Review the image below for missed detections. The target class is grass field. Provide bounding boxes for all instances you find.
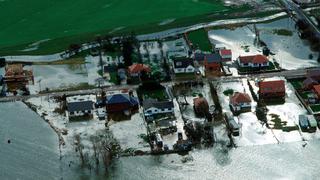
[187,29,212,52]
[0,0,234,55]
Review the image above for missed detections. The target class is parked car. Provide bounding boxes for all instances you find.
[299,115,309,131]
[225,112,240,136]
[155,133,163,148]
[307,115,317,132]
[97,108,106,120]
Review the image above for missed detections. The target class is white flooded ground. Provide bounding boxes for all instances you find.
[109,112,150,151]
[27,64,88,93]
[26,95,109,156]
[85,55,112,87]
[216,77,320,147]
[208,18,319,70]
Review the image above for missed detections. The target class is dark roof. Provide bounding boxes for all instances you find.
[173,58,194,68]
[106,94,139,106]
[194,53,205,62]
[67,101,93,112]
[205,54,222,63]
[143,99,174,110]
[103,65,117,73]
[307,69,320,78]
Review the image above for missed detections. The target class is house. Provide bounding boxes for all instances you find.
[103,65,117,80]
[312,84,320,99]
[106,93,139,114]
[117,68,127,84]
[194,52,206,64]
[66,95,94,120]
[173,58,195,74]
[303,77,319,90]
[204,54,222,71]
[306,69,320,81]
[128,63,151,77]
[4,64,34,86]
[258,80,286,99]
[214,44,226,52]
[230,92,251,112]
[143,98,174,119]
[193,96,209,116]
[238,55,269,68]
[219,49,232,61]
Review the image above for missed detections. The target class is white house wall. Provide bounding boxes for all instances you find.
[144,107,174,117]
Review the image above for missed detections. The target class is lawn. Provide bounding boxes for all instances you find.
[187,29,212,52]
[288,79,304,90]
[142,89,169,101]
[310,104,320,113]
[0,0,231,55]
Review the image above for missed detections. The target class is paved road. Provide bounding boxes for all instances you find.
[0,67,317,103]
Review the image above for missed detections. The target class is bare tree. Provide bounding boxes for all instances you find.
[74,134,85,166]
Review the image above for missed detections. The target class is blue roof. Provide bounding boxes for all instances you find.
[205,54,222,63]
[106,94,139,106]
[194,53,205,61]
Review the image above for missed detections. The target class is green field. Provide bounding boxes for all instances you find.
[187,29,212,52]
[0,0,234,55]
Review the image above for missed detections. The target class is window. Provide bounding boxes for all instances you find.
[161,109,165,112]
[154,109,158,112]
[168,108,172,111]
[147,110,152,113]
[70,112,74,115]
[176,62,182,66]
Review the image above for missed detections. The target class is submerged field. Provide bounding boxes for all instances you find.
[0,0,234,55]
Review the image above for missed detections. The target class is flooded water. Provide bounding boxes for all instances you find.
[110,141,320,180]
[0,102,95,180]
[2,99,320,180]
[209,18,319,70]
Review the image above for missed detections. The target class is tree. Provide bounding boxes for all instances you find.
[122,37,134,67]
[68,43,81,56]
[73,134,86,167]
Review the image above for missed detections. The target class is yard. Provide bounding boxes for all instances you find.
[187,29,212,52]
[0,0,233,55]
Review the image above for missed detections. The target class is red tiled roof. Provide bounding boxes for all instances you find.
[128,64,151,74]
[313,84,320,94]
[259,80,285,94]
[230,92,251,105]
[193,97,209,108]
[219,49,232,56]
[239,55,268,64]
